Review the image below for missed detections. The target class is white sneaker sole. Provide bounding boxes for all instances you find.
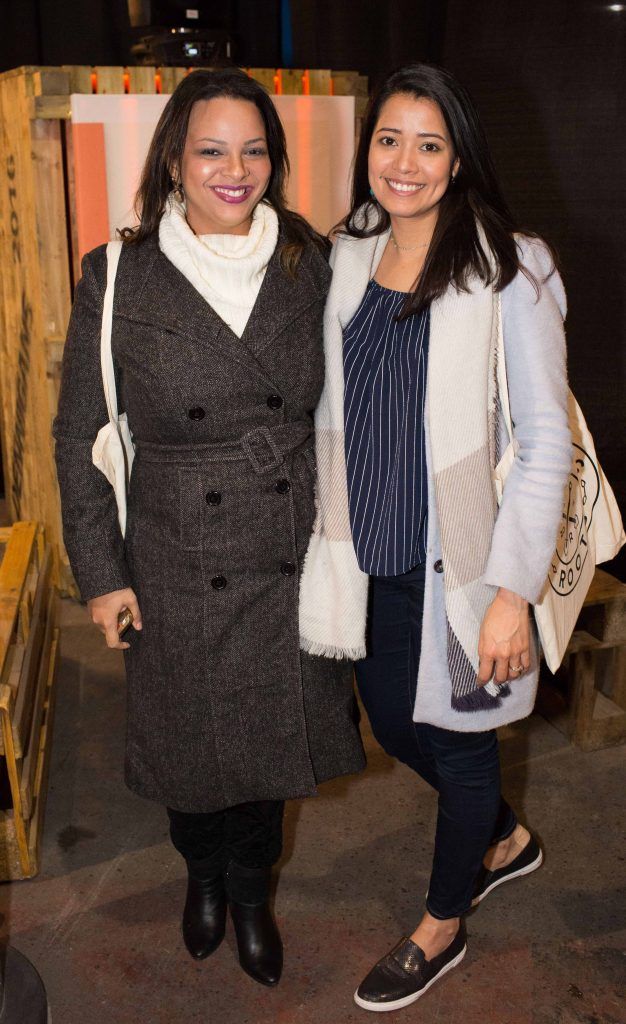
[471,848,543,907]
[353,945,467,1012]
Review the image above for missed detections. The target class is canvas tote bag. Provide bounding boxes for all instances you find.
[493,301,625,672]
[91,240,135,536]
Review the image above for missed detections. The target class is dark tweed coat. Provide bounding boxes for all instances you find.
[54,232,365,812]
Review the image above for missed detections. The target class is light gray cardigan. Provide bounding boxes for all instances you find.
[309,231,571,731]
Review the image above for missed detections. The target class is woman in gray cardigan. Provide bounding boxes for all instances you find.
[299,64,571,1011]
[54,68,365,988]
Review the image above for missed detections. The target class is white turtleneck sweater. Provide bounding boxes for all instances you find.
[158,195,280,338]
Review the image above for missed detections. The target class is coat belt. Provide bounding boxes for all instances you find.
[135,421,313,474]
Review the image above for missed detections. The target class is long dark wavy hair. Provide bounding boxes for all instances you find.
[121,68,327,271]
[342,63,555,315]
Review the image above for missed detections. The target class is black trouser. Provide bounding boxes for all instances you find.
[355,563,517,919]
[167,800,285,878]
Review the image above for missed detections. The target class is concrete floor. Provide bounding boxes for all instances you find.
[2,596,625,1024]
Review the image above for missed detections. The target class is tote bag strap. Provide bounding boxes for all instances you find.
[101,240,124,426]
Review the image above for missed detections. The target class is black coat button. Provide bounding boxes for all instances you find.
[280,561,296,577]
[275,479,291,494]
[206,491,221,506]
[188,406,205,420]
[434,559,444,573]
[267,395,284,410]
[211,575,227,590]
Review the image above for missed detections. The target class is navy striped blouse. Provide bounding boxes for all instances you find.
[343,280,429,577]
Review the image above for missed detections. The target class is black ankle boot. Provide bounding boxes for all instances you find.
[225,861,283,986]
[182,865,227,961]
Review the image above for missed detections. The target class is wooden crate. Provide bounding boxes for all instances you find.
[0,64,368,599]
[0,521,58,880]
[538,568,626,751]
[0,68,72,593]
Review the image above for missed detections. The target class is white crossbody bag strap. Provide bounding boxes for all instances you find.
[92,239,134,536]
[101,240,123,425]
[496,296,513,441]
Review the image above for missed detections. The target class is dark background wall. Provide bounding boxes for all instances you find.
[0,0,281,68]
[0,0,624,576]
[0,0,133,67]
[288,0,446,73]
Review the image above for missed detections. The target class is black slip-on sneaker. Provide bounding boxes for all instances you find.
[354,922,467,1012]
[472,833,543,906]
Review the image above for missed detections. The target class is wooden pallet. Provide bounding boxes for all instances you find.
[2,64,368,104]
[0,70,70,594]
[0,64,368,599]
[538,568,626,751]
[0,522,59,879]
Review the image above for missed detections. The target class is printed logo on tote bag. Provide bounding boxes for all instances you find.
[550,443,600,597]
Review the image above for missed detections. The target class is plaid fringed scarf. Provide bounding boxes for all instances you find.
[299,216,509,712]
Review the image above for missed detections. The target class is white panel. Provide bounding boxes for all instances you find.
[71,95,170,238]
[70,93,355,238]
[276,95,355,234]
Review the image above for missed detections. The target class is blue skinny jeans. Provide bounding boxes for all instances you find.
[355,563,517,919]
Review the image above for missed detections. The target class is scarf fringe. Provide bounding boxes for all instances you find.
[299,636,366,661]
[452,686,502,712]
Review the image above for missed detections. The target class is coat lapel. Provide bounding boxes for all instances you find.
[116,235,223,341]
[115,234,325,381]
[115,236,274,385]
[239,243,326,358]
[329,229,390,329]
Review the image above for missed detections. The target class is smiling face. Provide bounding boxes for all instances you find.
[179,96,272,235]
[368,92,459,228]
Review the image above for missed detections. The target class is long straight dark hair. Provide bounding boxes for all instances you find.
[342,63,554,315]
[121,68,327,271]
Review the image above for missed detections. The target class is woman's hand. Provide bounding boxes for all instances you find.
[477,588,530,685]
[87,588,143,651]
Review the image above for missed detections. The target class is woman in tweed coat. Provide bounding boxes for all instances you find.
[299,64,571,1011]
[54,69,364,987]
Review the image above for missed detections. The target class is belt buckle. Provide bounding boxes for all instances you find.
[241,427,283,474]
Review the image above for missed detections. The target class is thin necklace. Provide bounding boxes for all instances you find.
[390,233,430,252]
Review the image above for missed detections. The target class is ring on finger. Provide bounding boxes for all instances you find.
[510,664,523,673]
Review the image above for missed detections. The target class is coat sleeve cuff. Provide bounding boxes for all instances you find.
[482,558,545,606]
[74,565,133,604]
